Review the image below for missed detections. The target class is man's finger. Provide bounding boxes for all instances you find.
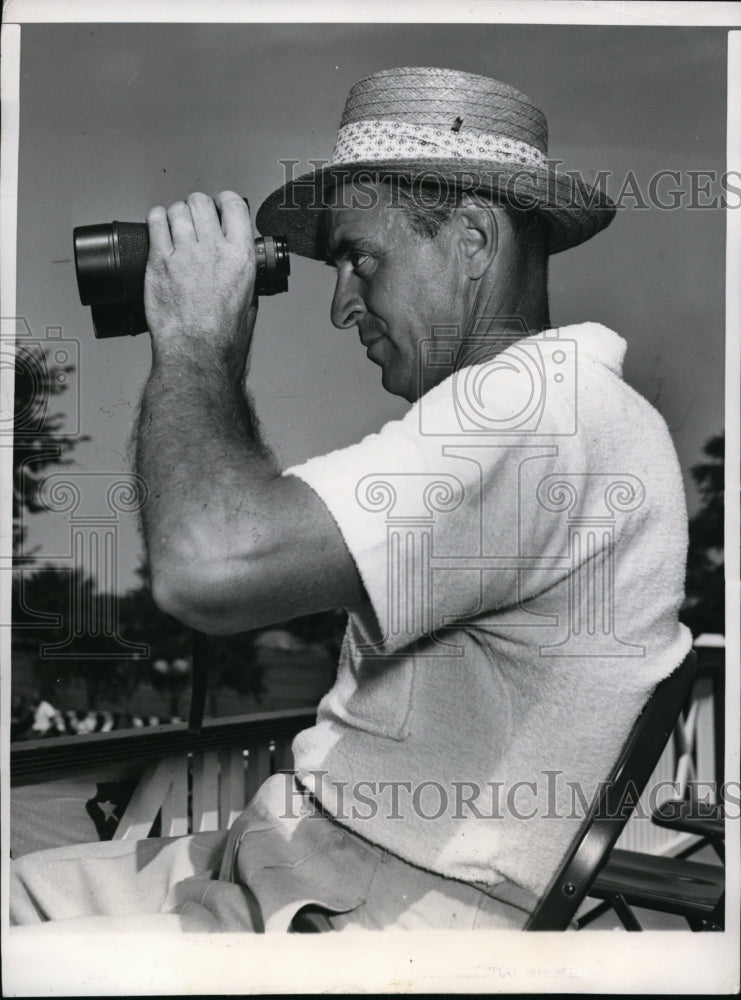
[166,200,197,246]
[215,191,253,250]
[187,192,221,243]
[147,206,174,258]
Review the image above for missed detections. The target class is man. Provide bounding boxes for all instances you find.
[11,66,691,932]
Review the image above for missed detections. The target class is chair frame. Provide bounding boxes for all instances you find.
[296,651,705,934]
[583,845,724,931]
[525,650,698,930]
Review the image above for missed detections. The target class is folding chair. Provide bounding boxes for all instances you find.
[525,649,725,930]
[295,651,718,933]
[649,650,725,865]
[651,797,725,862]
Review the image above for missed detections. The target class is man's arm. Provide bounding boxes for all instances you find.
[136,190,365,634]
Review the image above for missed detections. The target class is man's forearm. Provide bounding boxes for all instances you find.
[135,349,278,615]
[132,191,365,632]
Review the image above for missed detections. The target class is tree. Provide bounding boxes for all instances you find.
[13,341,88,556]
[280,608,348,663]
[116,564,267,719]
[681,432,725,636]
[207,631,266,716]
[12,342,104,710]
[117,574,194,717]
[12,565,148,711]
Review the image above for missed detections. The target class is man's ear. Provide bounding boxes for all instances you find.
[453,196,503,279]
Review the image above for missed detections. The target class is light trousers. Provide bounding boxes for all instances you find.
[10,774,537,933]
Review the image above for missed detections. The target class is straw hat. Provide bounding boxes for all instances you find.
[256,66,615,257]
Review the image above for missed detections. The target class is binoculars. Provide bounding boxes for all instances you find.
[73,218,290,339]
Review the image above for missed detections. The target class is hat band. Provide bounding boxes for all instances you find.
[332,119,548,168]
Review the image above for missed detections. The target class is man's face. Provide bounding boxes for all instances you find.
[325,180,465,402]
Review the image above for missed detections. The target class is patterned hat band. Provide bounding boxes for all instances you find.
[257,68,617,257]
[332,119,548,169]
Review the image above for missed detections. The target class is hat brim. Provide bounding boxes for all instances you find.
[256,159,615,258]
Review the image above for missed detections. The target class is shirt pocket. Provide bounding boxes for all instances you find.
[319,620,416,740]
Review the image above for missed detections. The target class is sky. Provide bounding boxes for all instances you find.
[12,20,731,590]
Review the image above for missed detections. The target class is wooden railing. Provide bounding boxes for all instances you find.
[11,637,725,855]
[11,708,316,847]
[616,636,725,856]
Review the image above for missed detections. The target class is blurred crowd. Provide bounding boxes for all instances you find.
[10,692,179,740]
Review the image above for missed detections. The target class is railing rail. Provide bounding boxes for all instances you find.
[615,638,724,856]
[10,708,317,787]
[11,638,724,856]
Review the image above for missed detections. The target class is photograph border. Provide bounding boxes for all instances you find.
[1,2,739,995]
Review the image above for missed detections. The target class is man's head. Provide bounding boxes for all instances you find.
[256,66,615,398]
[325,176,550,401]
[257,66,615,254]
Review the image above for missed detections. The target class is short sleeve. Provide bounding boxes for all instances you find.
[283,355,595,655]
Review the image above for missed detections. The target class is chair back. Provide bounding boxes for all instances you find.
[525,649,697,930]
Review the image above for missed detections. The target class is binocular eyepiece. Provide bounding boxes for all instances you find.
[73,219,290,339]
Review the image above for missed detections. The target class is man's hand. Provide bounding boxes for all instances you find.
[144,191,257,371]
[136,189,366,634]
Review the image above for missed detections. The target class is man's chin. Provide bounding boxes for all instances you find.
[380,366,414,403]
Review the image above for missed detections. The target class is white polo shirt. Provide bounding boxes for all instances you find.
[284,323,692,895]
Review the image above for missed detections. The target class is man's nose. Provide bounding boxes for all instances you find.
[331,271,366,329]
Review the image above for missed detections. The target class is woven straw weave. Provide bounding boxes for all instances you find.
[340,67,548,150]
[256,66,614,257]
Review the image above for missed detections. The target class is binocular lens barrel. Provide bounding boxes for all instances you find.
[73,221,290,338]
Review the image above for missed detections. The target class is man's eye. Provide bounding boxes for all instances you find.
[349,252,370,271]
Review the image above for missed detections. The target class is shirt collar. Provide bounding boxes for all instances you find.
[546,323,626,377]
